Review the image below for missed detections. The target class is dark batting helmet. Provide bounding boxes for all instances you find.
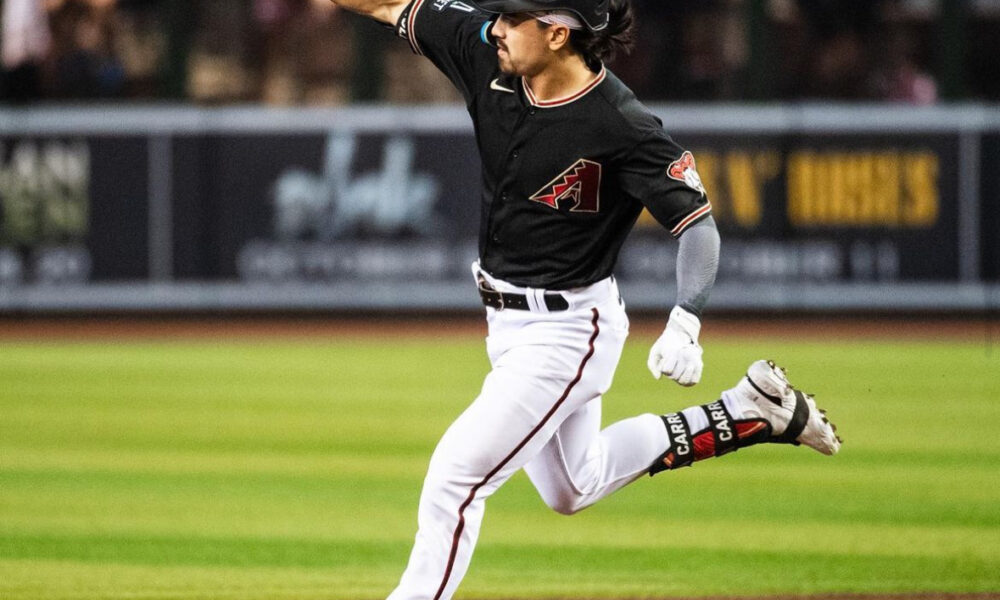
[469,0,610,31]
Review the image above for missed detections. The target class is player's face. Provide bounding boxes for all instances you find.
[492,13,555,76]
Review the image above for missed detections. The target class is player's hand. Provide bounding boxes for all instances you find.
[647,306,703,386]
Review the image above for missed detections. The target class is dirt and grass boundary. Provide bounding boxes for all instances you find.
[0,314,995,343]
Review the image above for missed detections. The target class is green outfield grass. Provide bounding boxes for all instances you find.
[1,328,998,599]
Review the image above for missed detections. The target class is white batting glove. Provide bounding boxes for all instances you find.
[647,305,703,387]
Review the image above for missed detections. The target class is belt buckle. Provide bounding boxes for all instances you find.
[478,274,505,311]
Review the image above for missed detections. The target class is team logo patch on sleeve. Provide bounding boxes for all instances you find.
[529,159,602,213]
[667,151,706,196]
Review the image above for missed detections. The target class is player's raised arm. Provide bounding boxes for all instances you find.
[329,0,409,26]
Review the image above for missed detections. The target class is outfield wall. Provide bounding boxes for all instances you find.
[1,104,998,313]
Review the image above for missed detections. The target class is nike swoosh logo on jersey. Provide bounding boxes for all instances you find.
[490,78,515,94]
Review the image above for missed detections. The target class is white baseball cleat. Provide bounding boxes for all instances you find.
[732,359,842,455]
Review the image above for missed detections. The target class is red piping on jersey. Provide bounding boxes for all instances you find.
[522,66,606,108]
[671,203,713,237]
[407,0,427,55]
[432,308,601,599]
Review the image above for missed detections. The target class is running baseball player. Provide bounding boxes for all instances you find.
[326,0,842,598]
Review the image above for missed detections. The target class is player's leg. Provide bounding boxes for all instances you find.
[387,304,626,600]
[522,294,664,514]
[524,360,841,511]
[650,359,841,474]
[524,398,667,515]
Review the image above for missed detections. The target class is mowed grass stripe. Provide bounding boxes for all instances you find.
[0,547,994,599]
[1,335,998,598]
[0,559,405,600]
[0,536,994,590]
[0,534,404,568]
[2,455,997,529]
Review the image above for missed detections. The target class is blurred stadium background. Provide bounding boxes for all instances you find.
[0,0,997,314]
[1,2,999,600]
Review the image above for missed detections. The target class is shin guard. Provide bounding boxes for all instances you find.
[649,400,772,475]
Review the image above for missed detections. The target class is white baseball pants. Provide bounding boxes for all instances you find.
[387,264,671,600]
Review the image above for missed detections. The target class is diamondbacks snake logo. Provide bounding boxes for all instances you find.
[667,151,707,196]
[529,158,602,213]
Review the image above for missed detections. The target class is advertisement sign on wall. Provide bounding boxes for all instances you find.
[0,105,995,313]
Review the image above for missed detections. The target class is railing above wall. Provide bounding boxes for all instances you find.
[1,103,1000,134]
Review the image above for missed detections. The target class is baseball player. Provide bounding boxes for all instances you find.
[326,0,842,598]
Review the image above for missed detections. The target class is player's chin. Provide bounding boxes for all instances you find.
[497,57,520,76]
[496,50,518,74]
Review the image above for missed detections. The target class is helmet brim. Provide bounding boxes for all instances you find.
[468,0,608,31]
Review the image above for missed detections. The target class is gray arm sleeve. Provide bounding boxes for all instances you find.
[675,216,720,318]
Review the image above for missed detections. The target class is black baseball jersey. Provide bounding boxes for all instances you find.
[395,0,712,290]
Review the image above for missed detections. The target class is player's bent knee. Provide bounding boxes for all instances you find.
[546,500,581,516]
[539,491,590,516]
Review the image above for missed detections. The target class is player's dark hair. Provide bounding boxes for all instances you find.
[568,0,635,72]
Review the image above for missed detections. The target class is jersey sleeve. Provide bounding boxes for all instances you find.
[618,130,712,238]
[394,0,496,103]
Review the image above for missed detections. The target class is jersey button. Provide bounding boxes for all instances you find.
[512,151,519,159]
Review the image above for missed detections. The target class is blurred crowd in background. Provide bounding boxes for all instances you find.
[1,0,999,105]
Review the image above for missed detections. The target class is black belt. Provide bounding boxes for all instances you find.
[477,276,569,311]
